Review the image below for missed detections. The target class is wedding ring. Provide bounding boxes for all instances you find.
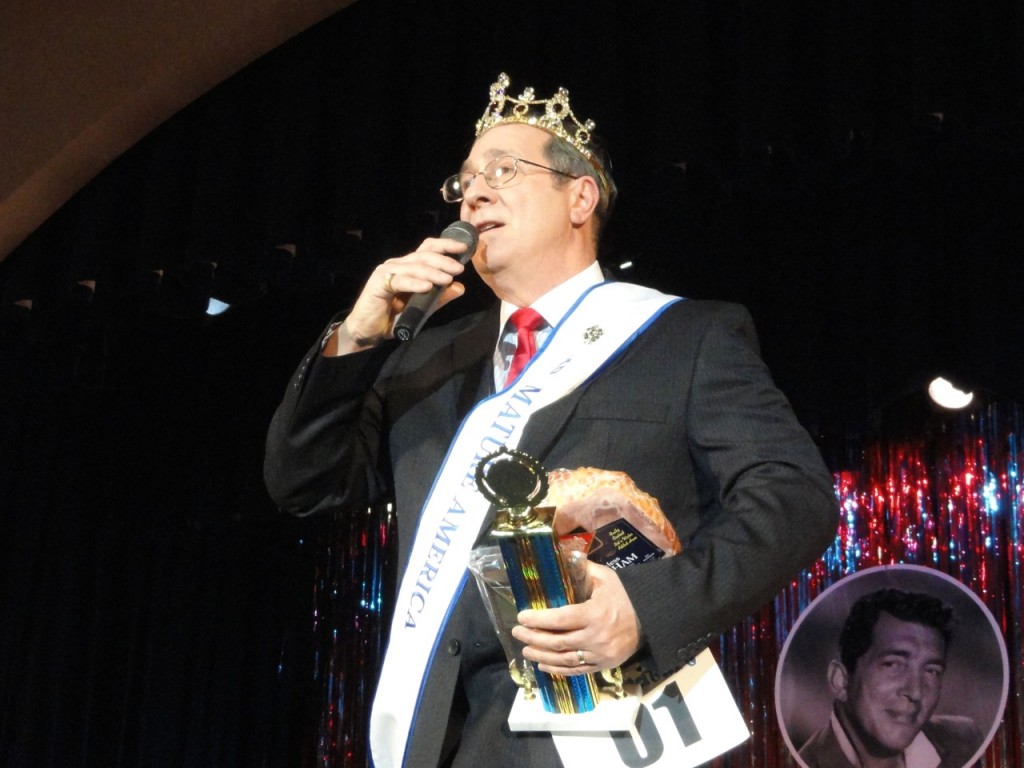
[576,649,586,667]
[384,272,395,292]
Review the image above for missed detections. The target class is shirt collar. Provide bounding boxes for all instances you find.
[830,708,860,766]
[830,710,941,768]
[498,261,605,331]
[904,729,942,768]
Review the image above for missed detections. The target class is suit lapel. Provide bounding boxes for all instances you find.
[448,304,593,461]
[451,305,499,420]
[517,381,590,460]
[449,298,641,464]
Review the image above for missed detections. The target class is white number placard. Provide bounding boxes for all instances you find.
[551,650,749,768]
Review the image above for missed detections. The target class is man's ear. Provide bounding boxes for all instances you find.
[827,659,850,702]
[568,175,600,226]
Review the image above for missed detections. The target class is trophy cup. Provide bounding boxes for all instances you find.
[473,446,601,715]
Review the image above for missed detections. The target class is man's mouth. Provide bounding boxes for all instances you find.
[477,222,501,233]
[885,708,920,726]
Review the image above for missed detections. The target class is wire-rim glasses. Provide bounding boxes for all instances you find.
[440,155,579,203]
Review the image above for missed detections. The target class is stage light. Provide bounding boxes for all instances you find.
[206,298,231,316]
[927,376,974,409]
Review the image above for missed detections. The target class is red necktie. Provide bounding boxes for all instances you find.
[504,307,545,387]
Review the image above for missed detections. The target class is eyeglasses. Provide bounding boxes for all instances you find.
[440,155,580,203]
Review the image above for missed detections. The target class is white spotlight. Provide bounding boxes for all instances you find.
[927,377,974,409]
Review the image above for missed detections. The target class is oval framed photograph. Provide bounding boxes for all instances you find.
[775,564,1008,768]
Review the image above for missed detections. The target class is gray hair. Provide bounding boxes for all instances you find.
[542,135,617,238]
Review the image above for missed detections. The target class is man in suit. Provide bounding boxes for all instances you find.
[798,588,982,768]
[264,73,838,767]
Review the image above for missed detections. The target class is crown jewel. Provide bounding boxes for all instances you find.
[475,73,598,159]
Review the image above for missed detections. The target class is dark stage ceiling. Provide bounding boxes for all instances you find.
[2,0,1023,442]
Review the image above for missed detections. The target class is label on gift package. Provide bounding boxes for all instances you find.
[587,519,664,570]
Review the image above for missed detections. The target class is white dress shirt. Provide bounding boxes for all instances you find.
[492,261,605,390]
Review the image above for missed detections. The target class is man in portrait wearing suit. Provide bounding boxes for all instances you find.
[264,72,838,767]
[799,588,982,768]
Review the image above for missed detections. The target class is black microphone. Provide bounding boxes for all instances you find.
[393,221,479,341]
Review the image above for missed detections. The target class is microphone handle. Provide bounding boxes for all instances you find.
[394,222,478,341]
[393,302,433,342]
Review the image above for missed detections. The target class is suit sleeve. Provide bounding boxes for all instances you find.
[616,304,839,673]
[263,325,400,516]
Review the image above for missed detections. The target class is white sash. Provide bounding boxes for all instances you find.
[369,282,682,768]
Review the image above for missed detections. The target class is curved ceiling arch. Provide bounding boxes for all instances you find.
[0,0,355,262]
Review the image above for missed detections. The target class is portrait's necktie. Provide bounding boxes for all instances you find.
[504,307,546,387]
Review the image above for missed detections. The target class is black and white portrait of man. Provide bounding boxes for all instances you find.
[776,565,1008,768]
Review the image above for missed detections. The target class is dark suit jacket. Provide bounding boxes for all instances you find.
[798,712,984,768]
[265,298,839,767]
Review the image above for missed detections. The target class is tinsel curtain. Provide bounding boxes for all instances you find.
[308,402,1022,766]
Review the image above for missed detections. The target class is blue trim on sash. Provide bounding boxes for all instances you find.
[502,282,684,389]
[402,573,468,767]
[499,280,604,390]
[581,296,685,387]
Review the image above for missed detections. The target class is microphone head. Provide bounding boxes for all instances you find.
[439,220,479,263]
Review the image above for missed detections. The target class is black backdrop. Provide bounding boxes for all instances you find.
[2,0,1023,765]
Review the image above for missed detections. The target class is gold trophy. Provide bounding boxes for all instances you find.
[474,446,600,714]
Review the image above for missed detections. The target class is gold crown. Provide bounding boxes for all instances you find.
[475,72,598,160]
[474,73,614,206]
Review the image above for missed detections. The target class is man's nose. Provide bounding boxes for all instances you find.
[462,174,495,208]
[901,669,925,701]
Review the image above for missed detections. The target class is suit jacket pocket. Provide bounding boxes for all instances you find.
[575,397,670,423]
[535,395,673,477]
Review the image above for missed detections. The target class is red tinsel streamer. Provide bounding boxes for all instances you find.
[303,502,397,768]
[711,402,1023,768]
[310,405,1023,767]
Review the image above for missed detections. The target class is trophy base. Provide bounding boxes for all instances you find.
[507,685,643,733]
